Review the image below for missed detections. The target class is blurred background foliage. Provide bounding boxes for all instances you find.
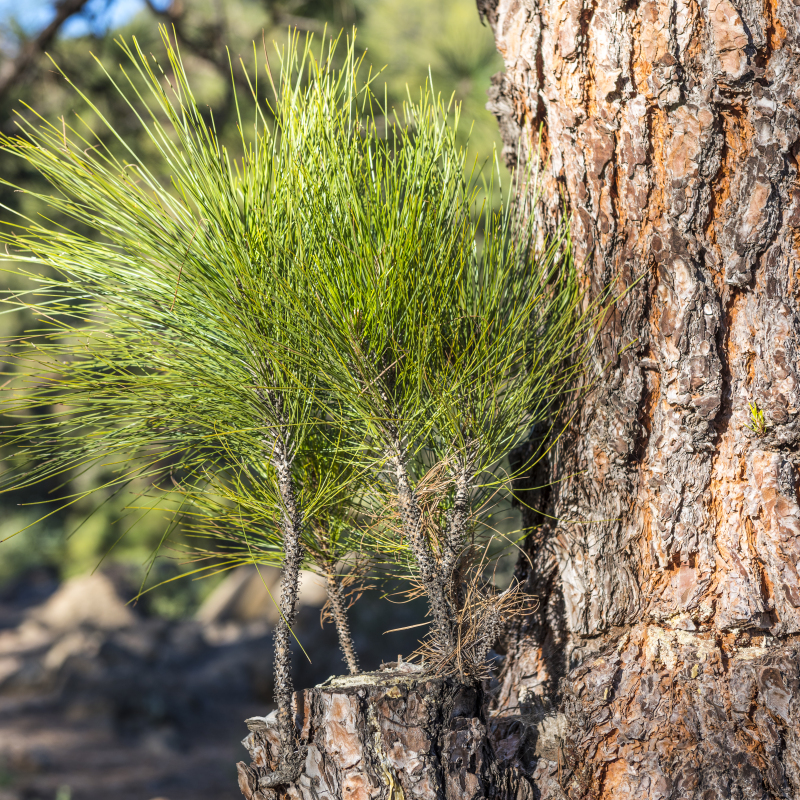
[0,0,508,616]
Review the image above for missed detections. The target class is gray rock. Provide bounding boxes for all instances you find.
[29,573,137,632]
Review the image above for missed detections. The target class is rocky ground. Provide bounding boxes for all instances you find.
[0,568,423,800]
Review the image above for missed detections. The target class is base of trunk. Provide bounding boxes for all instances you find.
[236,663,536,800]
[490,623,800,799]
[236,625,800,799]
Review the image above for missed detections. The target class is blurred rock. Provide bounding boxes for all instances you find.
[0,655,22,683]
[42,630,102,671]
[29,573,137,631]
[196,566,327,625]
[0,568,59,630]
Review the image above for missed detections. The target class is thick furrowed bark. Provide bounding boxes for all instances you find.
[491,626,800,799]
[477,0,800,795]
[236,668,537,800]
[391,448,455,652]
[324,564,360,676]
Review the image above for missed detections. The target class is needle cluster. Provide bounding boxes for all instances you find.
[0,28,597,781]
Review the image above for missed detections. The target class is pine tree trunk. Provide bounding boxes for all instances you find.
[479,0,800,795]
[234,1,800,795]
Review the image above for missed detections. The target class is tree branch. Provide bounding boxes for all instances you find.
[142,0,247,86]
[324,563,360,675]
[0,0,92,102]
[390,443,455,651]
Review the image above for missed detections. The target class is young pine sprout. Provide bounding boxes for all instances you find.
[0,28,367,782]
[272,75,477,654]
[267,56,595,674]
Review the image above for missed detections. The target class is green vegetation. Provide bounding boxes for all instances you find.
[0,0,506,605]
[747,400,768,436]
[0,26,593,782]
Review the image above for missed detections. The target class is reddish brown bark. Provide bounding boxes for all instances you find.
[236,666,536,800]
[478,0,800,795]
